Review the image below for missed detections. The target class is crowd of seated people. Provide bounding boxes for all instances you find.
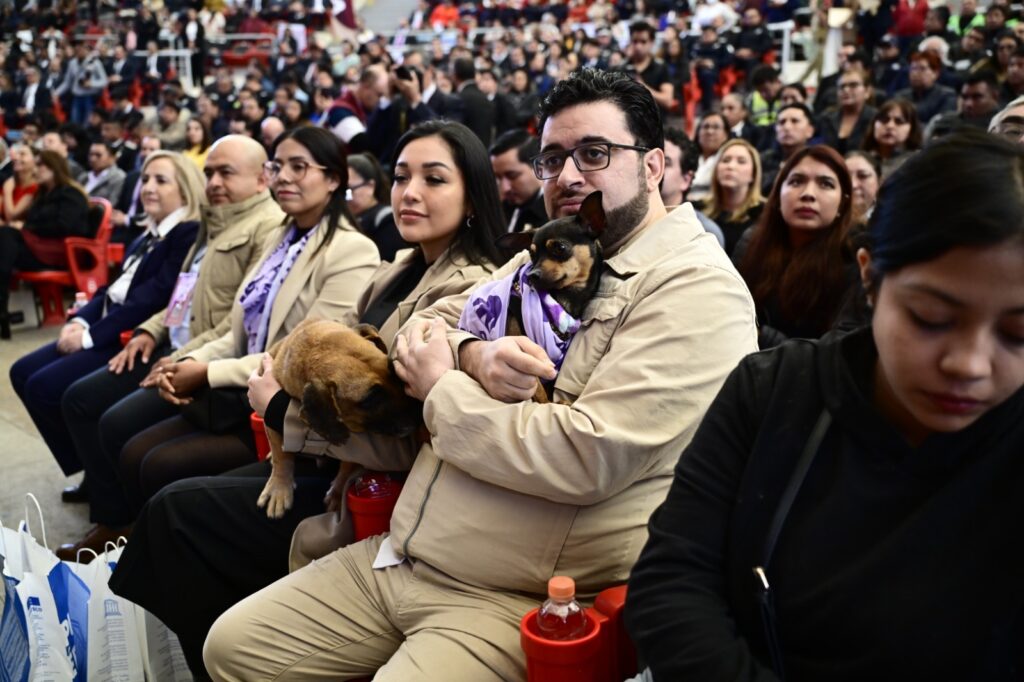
[0,0,1022,679]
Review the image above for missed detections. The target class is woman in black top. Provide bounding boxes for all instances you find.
[0,150,89,337]
[346,152,409,262]
[626,129,1024,681]
[698,138,765,256]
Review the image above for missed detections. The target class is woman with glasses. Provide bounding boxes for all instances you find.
[347,152,408,262]
[103,126,379,535]
[734,145,859,348]
[108,121,508,674]
[690,113,730,201]
[627,129,1024,682]
[862,99,923,178]
[820,68,877,154]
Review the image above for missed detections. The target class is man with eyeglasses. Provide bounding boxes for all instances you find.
[989,95,1024,143]
[200,67,758,681]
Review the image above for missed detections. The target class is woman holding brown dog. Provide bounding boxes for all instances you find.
[109,120,509,675]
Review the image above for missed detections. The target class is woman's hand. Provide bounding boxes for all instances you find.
[56,322,85,355]
[155,359,208,405]
[139,356,174,387]
[108,332,157,374]
[247,354,281,417]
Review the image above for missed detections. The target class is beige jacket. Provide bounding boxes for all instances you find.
[136,190,285,360]
[187,217,380,388]
[281,245,496,446]
[287,204,759,596]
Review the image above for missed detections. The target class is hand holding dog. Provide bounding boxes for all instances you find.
[459,336,557,403]
[156,360,209,405]
[394,318,455,401]
[108,332,157,374]
[247,354,281,417]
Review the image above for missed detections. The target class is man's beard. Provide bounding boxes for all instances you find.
[600,167,650,250]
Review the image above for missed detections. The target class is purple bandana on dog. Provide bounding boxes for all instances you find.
[458,264,582,370]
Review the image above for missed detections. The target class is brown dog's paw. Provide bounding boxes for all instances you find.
[257,477,296,519]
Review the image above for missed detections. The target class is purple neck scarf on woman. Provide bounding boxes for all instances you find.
[457,264,582,371]
[239,225,316,354]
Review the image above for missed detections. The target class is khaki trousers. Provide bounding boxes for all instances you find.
[203,535,536,681]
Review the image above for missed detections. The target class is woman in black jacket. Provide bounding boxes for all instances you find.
[0,149,89,337]
[626,129,1024,681]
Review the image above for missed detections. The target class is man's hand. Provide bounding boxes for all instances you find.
[155,359,208,405]
[392,68,422,106]
[111,209,129,227]
[393,318,455,401]
[56,323,86,354]
[139,356,174,387]
[108,331,157,374]
[458,336,556,403]
[247,354,281,417]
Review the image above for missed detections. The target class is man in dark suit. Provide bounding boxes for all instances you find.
[451,57,495,147]
[365,67,440,166]
[107,45,137,88]
[16,66,53,126]
[477,68,518,137]
[489,130,548,234]
[421,66,464,123]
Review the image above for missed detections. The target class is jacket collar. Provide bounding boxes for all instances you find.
[603,202,703,277]
[202,190,280,238]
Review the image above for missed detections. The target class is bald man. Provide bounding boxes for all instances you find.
[58,135,286,559]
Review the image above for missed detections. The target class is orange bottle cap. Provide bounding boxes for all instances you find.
[547,576,576,600]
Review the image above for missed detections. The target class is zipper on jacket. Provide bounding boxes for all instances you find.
[402,459,443,557]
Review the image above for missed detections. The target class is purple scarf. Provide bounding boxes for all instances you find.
[457,264,582,370]
[239,225,315,354]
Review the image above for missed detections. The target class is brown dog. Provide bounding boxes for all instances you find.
[256,319,422,518]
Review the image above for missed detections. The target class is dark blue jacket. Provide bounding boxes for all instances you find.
[74,219,199,348]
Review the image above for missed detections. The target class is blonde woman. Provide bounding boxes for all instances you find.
[700,138,765,255]
[11,151,205,476]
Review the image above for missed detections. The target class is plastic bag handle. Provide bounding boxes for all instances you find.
[23,493,47,550]
[76,547,99,564]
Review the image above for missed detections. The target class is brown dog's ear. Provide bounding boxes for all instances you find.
[352,323,388,354]
[578,191,606,238]
[299,379,351,445]
[496,230,535,258]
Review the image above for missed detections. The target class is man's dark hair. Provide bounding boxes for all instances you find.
[538,68,664,151]
[489,128,540,164]
[963,69,999,92]
[750,65,780,88]
[91,140,117,156]
[452,57,476,83]
[630,20,656,40]
[664,126,698,175]
[777,102,815,127]
[781,82,808,100]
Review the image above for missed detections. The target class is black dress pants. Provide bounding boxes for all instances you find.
[108,459,337,678]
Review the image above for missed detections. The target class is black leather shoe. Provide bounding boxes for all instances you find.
[61,479,89,503]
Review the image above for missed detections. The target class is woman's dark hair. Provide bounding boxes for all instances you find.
[391,120,507,268]
[538,67,664,151]
[187,116,212,153]
[864,128,1024,290]
[844,149,882,179]
[347,152,390,206]
[863,99,923,156]
[740,144,856,336]
[35,149,87,198]
[271,126,357,253]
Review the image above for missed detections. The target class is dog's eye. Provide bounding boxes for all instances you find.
[359,385,387,411]
[550,241,570,259]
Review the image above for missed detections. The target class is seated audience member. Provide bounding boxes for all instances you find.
[845,150,882,222]
[862,99,924,177]
[690,112,730,201]
[661,126,726,247]
[488,129,548,234]
[156,100,189,151]
[84,141,127,205]
[346,152,408,262]
[778,82,809,108]
[199,67,757,682]
[0,151,90,339]
[895,51,958,124]
[56,136,284,555]
[2,144,38,226]
[698,138,765,255]
[109,120,509,674]
[736,145,858,348]
[1000,46,1024,103]
[626,129,1024,681]
[183,117,213,170]
[721,92,762,147]
[10,151,204,478]
[926,70,1002,138]
[259,116,286,151]
[760,103,817,193]
[730,7,773,75]
[989,94,1024,142]
[820,68,877,154]
[107,127,378,524]
[748,65,782,127]
[691,25,734,114]
[41,131,86,181]
[111,135,162,244]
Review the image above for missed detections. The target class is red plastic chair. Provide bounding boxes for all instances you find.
[14,198,113,325]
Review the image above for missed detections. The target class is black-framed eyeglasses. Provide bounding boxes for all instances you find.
[349,180,372,190]
[530,141,651,180]
[264,159,329,180]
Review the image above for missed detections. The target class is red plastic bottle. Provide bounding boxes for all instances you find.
[536,576,588,641]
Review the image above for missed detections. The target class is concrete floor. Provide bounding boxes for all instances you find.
[0,313,91,554]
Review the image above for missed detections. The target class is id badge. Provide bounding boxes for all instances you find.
[164,272,198,327]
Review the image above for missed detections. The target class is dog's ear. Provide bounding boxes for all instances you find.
[299,379,351,445]
[352,323,388,354]
[578,191,607,238]
[496,230,535,258]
